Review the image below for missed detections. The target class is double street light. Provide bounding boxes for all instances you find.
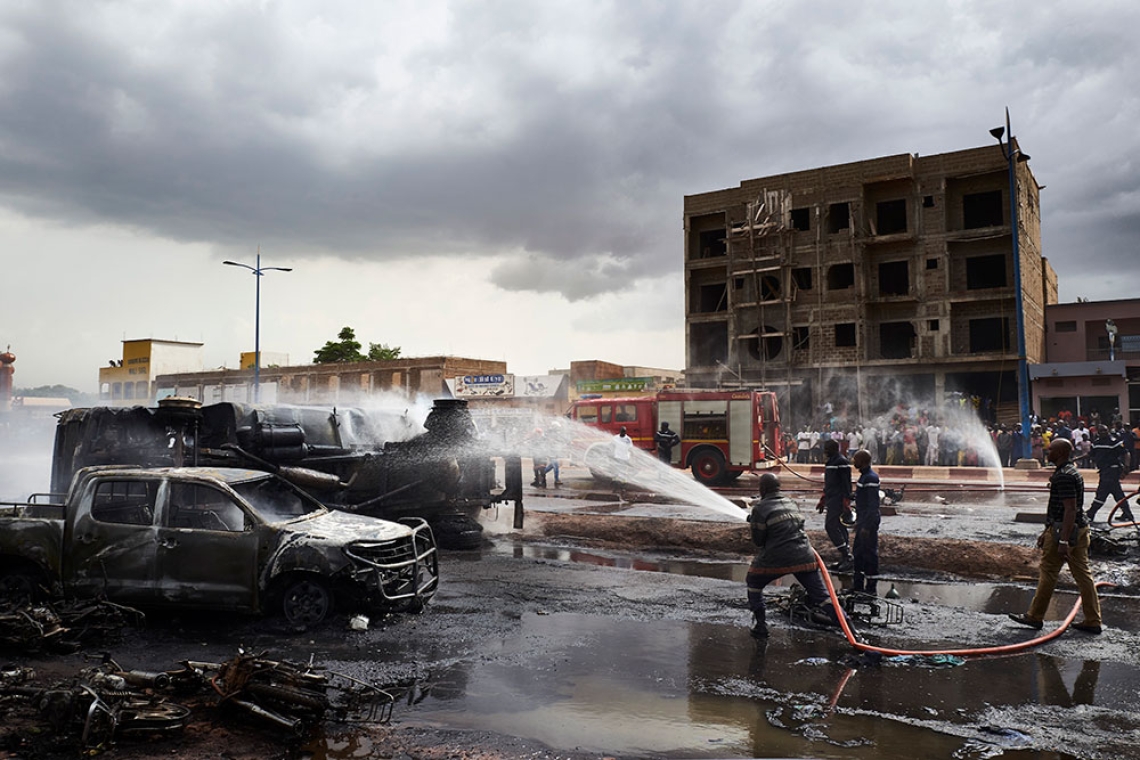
[223,249,291,403]
[990,108,1032,460]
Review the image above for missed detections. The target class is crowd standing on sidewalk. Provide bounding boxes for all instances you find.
[790,402,1140,473]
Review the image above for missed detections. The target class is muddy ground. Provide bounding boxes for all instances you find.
[4,469,1140,759]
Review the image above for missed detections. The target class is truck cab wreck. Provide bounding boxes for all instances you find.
[0,467,439,628]
[51,398,501,549]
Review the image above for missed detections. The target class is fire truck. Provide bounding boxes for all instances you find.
[568,389,783,486]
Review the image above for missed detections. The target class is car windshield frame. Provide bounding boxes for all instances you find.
[230,476,328,524]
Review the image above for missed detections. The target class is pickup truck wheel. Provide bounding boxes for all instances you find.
[280,576,333,629]
[0,566,46,604]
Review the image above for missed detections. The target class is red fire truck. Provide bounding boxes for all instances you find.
[569,389,783,486]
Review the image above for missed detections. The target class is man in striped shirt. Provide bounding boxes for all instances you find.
[1009,438,1103,634]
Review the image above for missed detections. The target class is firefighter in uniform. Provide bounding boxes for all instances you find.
[1085,424,1134,523]
[746,473,838,639]
[850,449,881,597]
[816,439,854,571]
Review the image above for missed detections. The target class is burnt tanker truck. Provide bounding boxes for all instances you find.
[49,397,509,549]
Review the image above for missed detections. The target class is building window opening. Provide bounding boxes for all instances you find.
[792,267,813,290]
[962,190,1004,229]
[697,283,728,312]
[875,199,907,235]
[734,277,744,290]
[923,195,935,208]
[879,260,910,296]
[746,327,783,361]
[690,322,728,367]
[965,254,1008,290]
[827,263,855,290]
[698,229,726,258]
[835,323,856,347]
[793,326,810,350]
[926,258,939,270]
[760,275,781,301]
[969,317,1011,353]
[928,319,940,331]
[827,202,850,233]
[1054,320,1077,332]
[790,207,810,232]
[112,382,123,400]
[880,321,916,359]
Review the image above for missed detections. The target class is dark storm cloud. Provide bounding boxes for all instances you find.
[0,1,1137,302]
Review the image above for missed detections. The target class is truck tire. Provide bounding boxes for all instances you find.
[279,575,333,629]
[0,563,47,604]
[690,449,727,487]
[430,514,484,550]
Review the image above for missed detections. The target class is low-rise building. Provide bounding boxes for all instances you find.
[99,339,204,406]
[1031,298,1140,424]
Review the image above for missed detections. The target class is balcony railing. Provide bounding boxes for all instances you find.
[1085,349,1140,362]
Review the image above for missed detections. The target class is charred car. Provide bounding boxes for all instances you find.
[0,466,438,628]
[50,398,501,548]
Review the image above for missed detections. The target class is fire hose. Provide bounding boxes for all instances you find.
[812,549,1112,658]
[1105,487,1140,530]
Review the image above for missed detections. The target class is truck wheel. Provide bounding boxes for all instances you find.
[691,449,727,486]
[279,576,333,629]
[430,514,484,550]
[0,565,46,604]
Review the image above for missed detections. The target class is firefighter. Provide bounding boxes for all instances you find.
[1085,424,1134,523]
[654,421,681,464]
[816,439,854,571]
[746,473,839,639]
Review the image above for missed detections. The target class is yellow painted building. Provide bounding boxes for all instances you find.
[99,339,204,406]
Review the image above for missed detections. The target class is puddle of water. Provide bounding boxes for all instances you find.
[306,611,1128,759]
[497,542,1140,629]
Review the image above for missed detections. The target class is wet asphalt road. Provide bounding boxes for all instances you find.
[10,465,1140,759]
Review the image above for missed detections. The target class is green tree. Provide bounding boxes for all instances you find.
[367,343,401,361]
[313,327,402,363]
[313,326,365,363]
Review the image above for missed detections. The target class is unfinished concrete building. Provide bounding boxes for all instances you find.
[683,144,1057,428]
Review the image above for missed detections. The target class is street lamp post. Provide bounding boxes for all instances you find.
[223,249,291,403]
[990,109,1032,461]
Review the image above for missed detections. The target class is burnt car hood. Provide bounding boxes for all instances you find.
[276,509,410,543]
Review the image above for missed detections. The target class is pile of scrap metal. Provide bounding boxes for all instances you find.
[0,650,396,752]
[0,658,190,752]
[51,398,507,548]
[0,599,143,653]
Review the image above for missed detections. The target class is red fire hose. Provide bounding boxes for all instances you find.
[1105,487,1140,530]
[812,550,1112,658]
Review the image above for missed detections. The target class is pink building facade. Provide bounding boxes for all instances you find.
[1031,298,1140,425]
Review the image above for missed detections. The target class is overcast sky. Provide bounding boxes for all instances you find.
[2,1,1137,392]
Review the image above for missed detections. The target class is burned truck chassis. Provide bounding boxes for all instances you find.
[51,399,502,549]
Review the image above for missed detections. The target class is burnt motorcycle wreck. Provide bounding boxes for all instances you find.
[51,398,503,549]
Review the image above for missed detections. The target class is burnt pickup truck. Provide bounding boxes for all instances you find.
[0,466,438,628]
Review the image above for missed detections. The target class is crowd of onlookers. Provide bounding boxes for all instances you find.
[786,405,1140,471]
